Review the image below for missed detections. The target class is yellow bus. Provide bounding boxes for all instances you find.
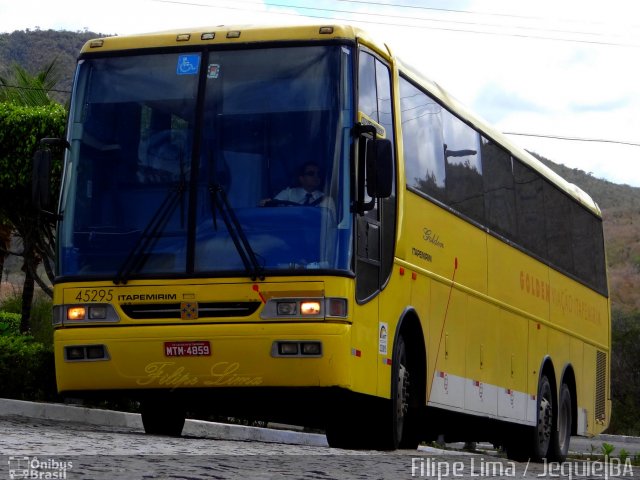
[44,24,610,459]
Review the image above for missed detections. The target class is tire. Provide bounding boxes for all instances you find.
[325,410,360,449]
[394,334,420,449]
[533,375,554,461]
[390,334,409,448]
[549,383,572,462]
[141,399,186,437]
[375,332,419,450]
[325,332,421,450]
[324,390,372,449]
[505,374,554,462]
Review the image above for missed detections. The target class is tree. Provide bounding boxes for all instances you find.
[609,309,640,435]
[0,102,65,332]
[0,59,60,106]
[0,60,65,333]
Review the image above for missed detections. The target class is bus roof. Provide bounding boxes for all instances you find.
[81,23,601,217]
[80,24,371,53]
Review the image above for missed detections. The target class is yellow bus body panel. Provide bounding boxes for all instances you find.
[393,189,610,435]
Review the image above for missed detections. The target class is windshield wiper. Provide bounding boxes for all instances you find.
[209,183,265,281]
[114,181,186,285]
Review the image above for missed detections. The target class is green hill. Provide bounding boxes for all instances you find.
[0,29,108,104]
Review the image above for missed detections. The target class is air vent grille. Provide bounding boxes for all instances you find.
[595,350,607,422]
[121,301,260,319]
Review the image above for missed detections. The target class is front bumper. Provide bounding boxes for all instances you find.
[54,322,352,393]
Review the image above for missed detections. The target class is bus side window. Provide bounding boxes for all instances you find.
[399,76,446,203]
[482,138,516,238]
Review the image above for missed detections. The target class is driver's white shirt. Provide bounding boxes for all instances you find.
[274,187,328,207]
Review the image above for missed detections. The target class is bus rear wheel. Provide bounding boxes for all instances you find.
[533,375,554,460]
[549,383,572,462]
[141,398,186,437]
[506,374,553,462]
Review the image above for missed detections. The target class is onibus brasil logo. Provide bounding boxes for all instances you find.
[8,456,73,479]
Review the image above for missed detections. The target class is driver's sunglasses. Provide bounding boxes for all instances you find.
[304,169,321,177]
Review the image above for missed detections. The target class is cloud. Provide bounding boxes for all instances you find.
[569,97,630,113]
[472,83,548,123]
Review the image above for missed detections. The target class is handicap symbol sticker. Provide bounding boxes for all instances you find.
[176,54,200,75]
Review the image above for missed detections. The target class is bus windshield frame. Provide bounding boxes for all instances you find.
[58,43,355,281]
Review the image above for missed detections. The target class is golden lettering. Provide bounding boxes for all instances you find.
[137,361,199,388]
[204,361,263,386]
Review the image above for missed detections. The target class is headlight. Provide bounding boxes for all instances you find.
[53,304,120,325]
[261,297,348,320]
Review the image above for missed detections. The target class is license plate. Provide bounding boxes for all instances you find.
[164,341,211,357]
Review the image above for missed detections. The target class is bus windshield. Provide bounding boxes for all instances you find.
[59,45,354,279]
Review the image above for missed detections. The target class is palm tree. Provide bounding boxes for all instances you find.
[0,59,60,106]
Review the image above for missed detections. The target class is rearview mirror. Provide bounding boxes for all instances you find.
[366,138,393,199]
[32,147,52,210]
[31,137,69,219]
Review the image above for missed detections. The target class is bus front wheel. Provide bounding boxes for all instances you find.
[374,331,420,450]
[325,332,420,450]
[391,333,420,449]
[141,398,186,437]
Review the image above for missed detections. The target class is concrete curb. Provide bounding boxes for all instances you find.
[597,433,640,446]
[0,398,328,447]
[0,398,142,429]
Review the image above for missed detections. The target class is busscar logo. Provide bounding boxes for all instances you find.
[180,301,198,320]
[423,228,445,248]
[8,456,73,479]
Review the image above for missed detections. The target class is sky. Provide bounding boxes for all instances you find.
[1,0,639,188]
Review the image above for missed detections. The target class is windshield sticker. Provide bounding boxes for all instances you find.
[207,64,221,79]
[176,54,200,75]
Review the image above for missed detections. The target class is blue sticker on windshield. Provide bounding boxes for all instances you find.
[176,54,200,75]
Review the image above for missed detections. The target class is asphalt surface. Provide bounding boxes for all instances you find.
[1,397,639,480]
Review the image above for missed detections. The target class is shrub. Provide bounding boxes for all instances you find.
[0,292,21,314]
[0,334,58,401]
[0,311,20,336]
[29,295,54,346]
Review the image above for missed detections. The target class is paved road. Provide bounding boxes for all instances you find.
[0,416,540,479]
[0,399,638,479]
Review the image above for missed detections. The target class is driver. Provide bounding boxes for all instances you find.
[261,161,333,208]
